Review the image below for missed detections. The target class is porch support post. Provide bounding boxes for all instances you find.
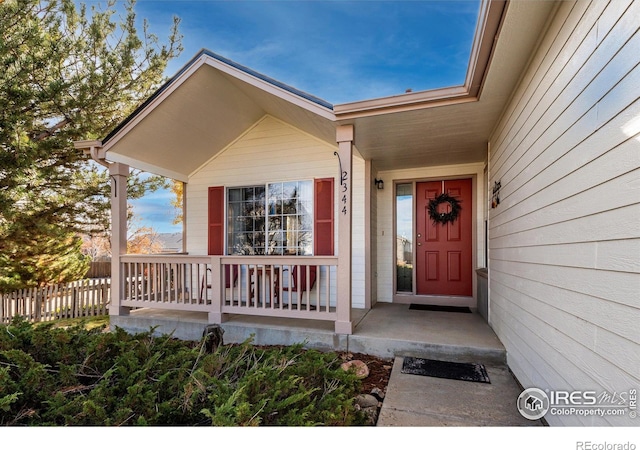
[363,159,372,309]
[335,125,354,334]
[181,182,188,254]
[109,162,130,316]
[208,256,225,323]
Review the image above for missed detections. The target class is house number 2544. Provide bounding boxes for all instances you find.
[341,171,348,216]
[334,151,349,216]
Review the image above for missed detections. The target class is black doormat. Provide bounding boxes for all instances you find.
[409,304,472,313]
[401,357,490,383]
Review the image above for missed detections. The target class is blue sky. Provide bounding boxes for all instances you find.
[116,0,481,234]
[136,0,481,104]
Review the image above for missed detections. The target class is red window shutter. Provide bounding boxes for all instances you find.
[314,178,334,255]
[208,186,224,255]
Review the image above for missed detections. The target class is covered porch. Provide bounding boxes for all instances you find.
[79,121,358,335]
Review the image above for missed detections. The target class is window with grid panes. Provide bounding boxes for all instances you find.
[227,181,313,255]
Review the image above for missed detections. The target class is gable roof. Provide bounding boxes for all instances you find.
[77,0,559,180]
[102,49,334,146]
[95,48,337,181]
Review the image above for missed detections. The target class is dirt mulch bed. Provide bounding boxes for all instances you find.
[339,351,394,397]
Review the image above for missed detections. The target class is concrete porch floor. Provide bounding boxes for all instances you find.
[110,302,506,364]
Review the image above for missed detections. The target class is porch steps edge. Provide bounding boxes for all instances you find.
[346,335,506,365]
[110,314,348,353]
[110,314,505,365]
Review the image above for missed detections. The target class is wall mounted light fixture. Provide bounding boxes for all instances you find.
[374,178,384,190]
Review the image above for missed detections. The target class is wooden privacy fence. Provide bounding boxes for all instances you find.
[0,278,111,324]
[86,260,111,278]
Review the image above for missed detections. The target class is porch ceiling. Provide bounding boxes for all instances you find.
[102,58,336,182]
[335,0,559,172]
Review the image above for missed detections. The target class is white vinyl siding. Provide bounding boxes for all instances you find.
[351,154,366,308]
[186,115,367,308]
[488,0,640,426]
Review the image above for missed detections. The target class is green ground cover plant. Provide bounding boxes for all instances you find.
[0,318,366,426]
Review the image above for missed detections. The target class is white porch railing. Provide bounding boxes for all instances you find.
[119,255,340,323]
[120,255,211,312]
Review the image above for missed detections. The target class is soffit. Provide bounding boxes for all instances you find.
[103,61,336,181]
[218,71,336,145]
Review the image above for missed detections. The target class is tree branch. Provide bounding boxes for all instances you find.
[34,117,71,141]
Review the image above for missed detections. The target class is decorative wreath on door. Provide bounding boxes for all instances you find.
[428,193,462,225]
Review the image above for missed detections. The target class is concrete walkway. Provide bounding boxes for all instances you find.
[377,356,544,426]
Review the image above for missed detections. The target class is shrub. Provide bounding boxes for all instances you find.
[0,318,366,426]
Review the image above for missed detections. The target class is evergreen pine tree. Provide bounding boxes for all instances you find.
[0,0,182,291]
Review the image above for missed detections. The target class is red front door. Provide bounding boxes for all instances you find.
[415,179,472,296]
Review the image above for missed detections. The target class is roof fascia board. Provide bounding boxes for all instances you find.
[334,86,473,120]
[200,53,336,121]
[73,140,106,158]
[333,0,506,119]
[73,139,102,150]
[464,0,507,97]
